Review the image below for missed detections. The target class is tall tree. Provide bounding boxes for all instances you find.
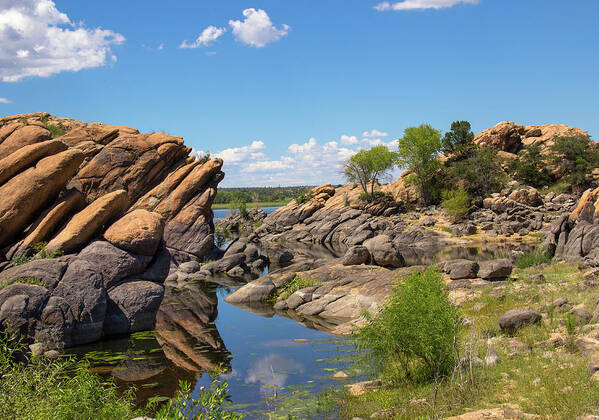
[397,124,443,205]
[344,145,397,202]
[442,121,475,160]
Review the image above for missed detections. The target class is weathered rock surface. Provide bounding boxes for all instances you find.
[0,113,224,349]
[498,309,542,333]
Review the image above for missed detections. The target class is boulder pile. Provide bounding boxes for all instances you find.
[0,113,224,349]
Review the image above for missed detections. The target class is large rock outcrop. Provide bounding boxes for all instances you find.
[0,113,224,349]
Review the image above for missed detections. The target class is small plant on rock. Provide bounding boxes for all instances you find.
[46,122,65,138]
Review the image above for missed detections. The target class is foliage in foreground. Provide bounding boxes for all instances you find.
[357,267,459,383]
[0,333,141,420]
[0,333,242,420]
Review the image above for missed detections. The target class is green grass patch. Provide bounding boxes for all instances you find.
[11,242,64,266]
[0,277,45,291]
[515,248,552,269]
[269,276,317,303]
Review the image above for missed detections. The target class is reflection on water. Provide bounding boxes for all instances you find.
[73,278,356,418]
[71,213,536,418]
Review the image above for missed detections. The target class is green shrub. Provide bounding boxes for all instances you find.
[441,188,471,221]
[356,267,460,383]
[229,198,248,219]
[294,188,313,205]
[509,146,552,188]
[447,145,507,199]
[550,136,599,189]
[515,248,552,269]
[46,122,65,138]
[269,276,316,303]
[18,116,28,125]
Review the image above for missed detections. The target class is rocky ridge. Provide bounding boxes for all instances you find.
[0,113,223,349]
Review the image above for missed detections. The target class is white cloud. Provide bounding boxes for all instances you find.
[0,0,125,82]
[340,134,359,145]
[0,97,12,104]
[215,140,266,163]
[157,43,164,51]
[361,129,389,138]
[374,0,479,11]
[179,25,226,49]
[229,8,289,48]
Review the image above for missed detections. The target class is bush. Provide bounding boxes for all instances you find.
[229,198,248,219]
[514,248,552,269]
[11,242,64,266]
[268,276,316,303]
[509,146,552,188]
[46,122,65,138]
[441,188,471,221]
[356,267,460,383]
[447,145,507,199]
[550,136,599,189]
[294,188,313,204]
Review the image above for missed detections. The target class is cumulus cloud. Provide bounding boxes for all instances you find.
[179,25,226,49]
[215,140,266,163]
[246,354,303,396]
[362,129,389,138]
[0,97,12,104]
[192,126,399,186]
[0,0,125,82]
[374,0,479,11]
[229,8,289,48]
[340,134,359,145]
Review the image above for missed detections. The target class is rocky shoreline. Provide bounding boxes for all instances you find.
[0,113,224,351]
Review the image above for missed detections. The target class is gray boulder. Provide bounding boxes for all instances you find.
[478,259,513,280]
[78,241,152,289]
[498,309,541,333]
[364,235,405,268]
[441,259,479,280]
[104,281,164,336]
[341,246,371,266]
[0,256,72,292]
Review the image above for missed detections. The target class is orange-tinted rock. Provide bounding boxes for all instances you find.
[47,190,129,254]
[0,125,52,160]
[0,139,68,186]
[16,189,85,255]
[474,121,525,154]
[153,159,223,220]
[104,209,164,256]
[0,149,84,247]
[570,187,599,223]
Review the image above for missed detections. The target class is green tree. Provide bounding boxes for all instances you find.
[396,124,443,205]
[550,136,599,189]
[442,120,475,160]
[509,145,552,188]
[448,145,507,199]
[343,145,397,202]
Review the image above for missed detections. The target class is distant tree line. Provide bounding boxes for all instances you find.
[214,186,318,204]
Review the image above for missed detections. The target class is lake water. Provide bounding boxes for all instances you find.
[70,205,533,418]
[214,206,281,221]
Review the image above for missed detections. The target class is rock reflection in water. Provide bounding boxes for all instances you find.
[155,281,231,373]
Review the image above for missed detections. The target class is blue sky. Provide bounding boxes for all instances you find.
[1,0,598,186]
